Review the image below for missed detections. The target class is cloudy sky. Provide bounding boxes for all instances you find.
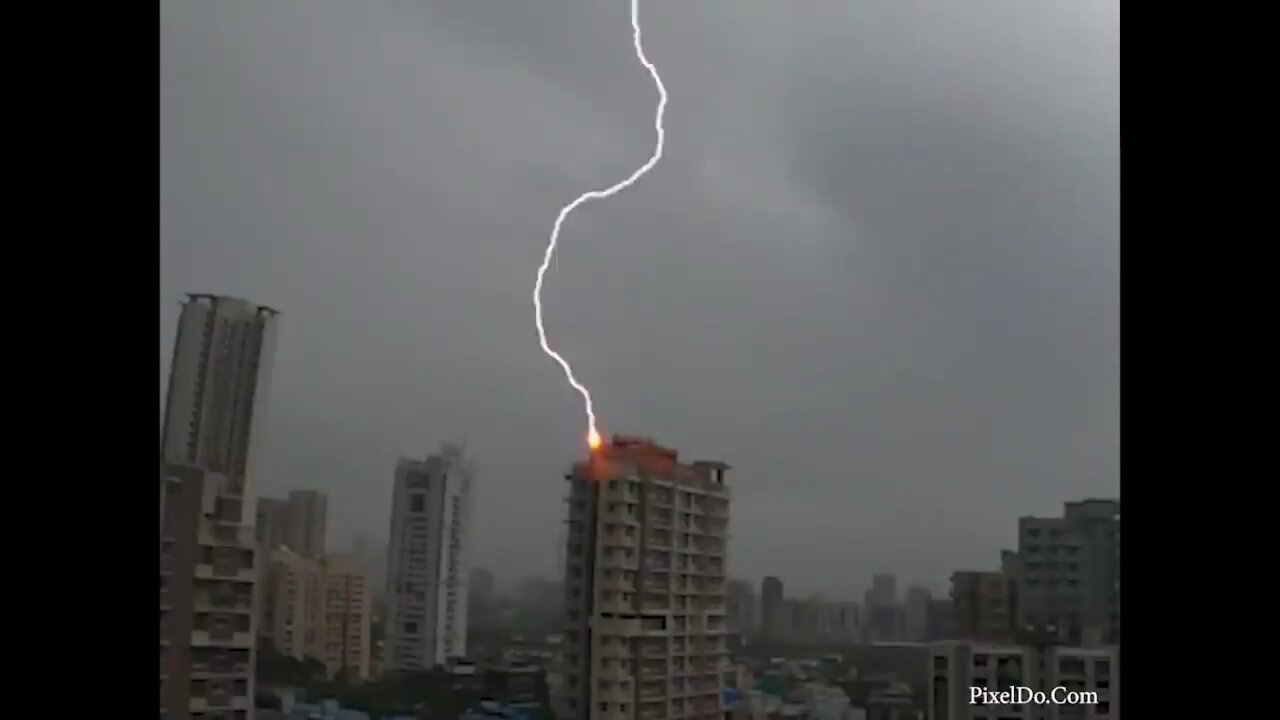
[161,0,1118,597]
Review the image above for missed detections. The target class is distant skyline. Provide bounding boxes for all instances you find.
[162,0,1118,597]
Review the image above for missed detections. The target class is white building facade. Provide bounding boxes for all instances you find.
[385,443,474,669]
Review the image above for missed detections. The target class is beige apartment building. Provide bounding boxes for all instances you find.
[259,550,372,680]
[556,435,732,720]
[318,553,373,680]
[259,548,322,661]
[160,464,258,720]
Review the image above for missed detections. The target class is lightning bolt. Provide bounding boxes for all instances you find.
[533,0,668,451]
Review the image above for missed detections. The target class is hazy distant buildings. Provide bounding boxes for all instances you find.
[255,497,290,550]
[863,574,905,643]
[760,576,784,642]
[556,435,732,720]
[160,294,278,719]
[386,443,475,670]
[817,601,861,644]
[926,598,955,642]
[1016,499,1120,645]
[868,574,898,607]
[284,490,328,558]
[904,586,931,642]
[727,579,757,640]
[256,489,329,559]
[470,567,496,607]
[469,567,498,630]
[782,597,819,643]
[950,571,1015,643]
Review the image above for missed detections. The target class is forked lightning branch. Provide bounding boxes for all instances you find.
[532,0,668,450]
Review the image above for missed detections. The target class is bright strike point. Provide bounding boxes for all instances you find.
[532,0,668,449]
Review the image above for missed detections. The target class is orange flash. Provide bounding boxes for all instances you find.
[588,429,602,450]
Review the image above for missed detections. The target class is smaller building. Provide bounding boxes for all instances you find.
[949,571,1014,643]
[928,638,1118,720]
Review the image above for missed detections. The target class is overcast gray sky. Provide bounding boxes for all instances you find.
[161,0,1118,597]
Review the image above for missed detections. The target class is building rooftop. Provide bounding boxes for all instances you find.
[572,434,730,490]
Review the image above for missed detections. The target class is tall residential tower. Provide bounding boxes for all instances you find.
[160,294,279,720]
[385,443,474,670]
[556,435,732,720]
[161,294,279,520]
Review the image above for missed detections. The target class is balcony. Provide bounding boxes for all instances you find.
[595,664,632,683]
[191,659,251,677]
[195,563,254,582]
[597,685,633,704]
[190,630,254,649]
[641,644,667,658]
[641,660,669,675]
[647,534,672,550]
[601,532,639,549]
[596,642,632,660]
[640,684,667,701]
[603,553,640,571]
[188,694,250,713]
[196,593,253,615]
[599,576,635,593]
[648,494,674,508]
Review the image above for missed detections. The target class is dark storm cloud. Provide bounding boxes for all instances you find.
[161,0,1117,596]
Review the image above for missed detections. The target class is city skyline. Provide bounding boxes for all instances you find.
[161,0,1118,596]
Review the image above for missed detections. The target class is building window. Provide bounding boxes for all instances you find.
[410,494,426,513]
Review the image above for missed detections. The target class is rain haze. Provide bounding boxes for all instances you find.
[161,0,1118,597]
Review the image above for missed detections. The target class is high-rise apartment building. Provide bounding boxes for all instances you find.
[950,571,1015,643]
[161,294,278,720]
[1016,500,1120,645]
[386,443,474,670]
[318,554,373,680]
[556,435,732,720]
[161,294,279,520]
[760,576,784,642]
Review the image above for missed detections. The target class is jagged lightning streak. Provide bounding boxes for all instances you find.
[533,0,668,451]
